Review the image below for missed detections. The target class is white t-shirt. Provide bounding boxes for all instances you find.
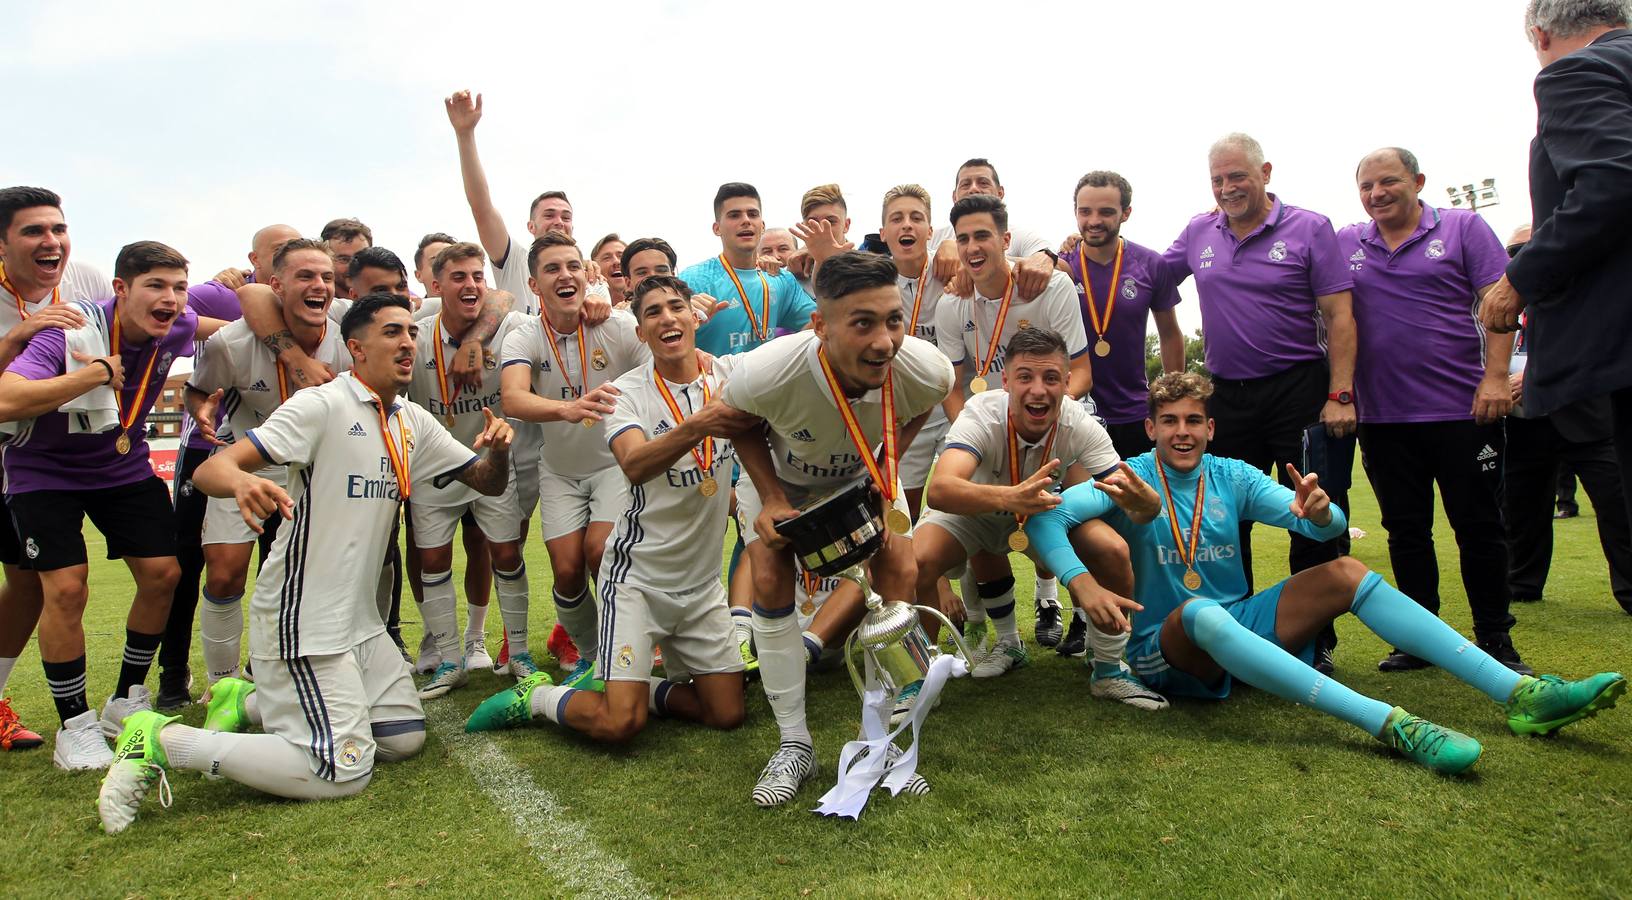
[719,331,954,494]
[896,262,949,427]
[0,259,113,334]
[935,271,1088,383]
[244,372,477,659]
[407,310,528,506]
[928,224,1052,260]
[941,389,1119,491]
[602,360,739,591]
[492,234,612,318]
[500,309,649,479]
[187,319,352,481]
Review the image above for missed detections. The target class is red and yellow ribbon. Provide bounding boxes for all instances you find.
[431,316,459,414]
[971,268,1015,382]
[652,363,714,476]
[0,261,60,320]
[906,258,931,335]
[362,382,412,500]
[1077,238,1123,343]
[1006,413,1058,531]
[816,345,898,513]
[108,298,162,436]
[1154,461,1205,587]
[545,317,588,397]
[273,323,327,403]
[720,254,771,342]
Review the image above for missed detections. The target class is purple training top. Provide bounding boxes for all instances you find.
[1163,195,1352,380]
[1338,204,1509,423]
[180,279,245,451]
[1061,239,1182,424]
[3,297,197,494]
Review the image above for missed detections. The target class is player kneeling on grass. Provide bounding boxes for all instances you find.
[97,294,515,833]
[914,326,1164,708]
[1023,372,1626,775]
[466,275,747,740]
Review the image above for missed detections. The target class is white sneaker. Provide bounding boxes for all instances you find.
[418,661,468,700]
[464,639,493,672]
[100,685,154,739]
[500,651,540,680]
[751,742,818,807]
[53,709,114,770]
[958,619,992,666]
[1089,666,1170,711]
[971,638,1030,679]
[415,633,441,675]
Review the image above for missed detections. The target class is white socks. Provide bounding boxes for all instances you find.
[1087,622,1130,676]
[1035,575,1058,606]
[495,564,529,656]
[464,602,489,647]
[160,724,369,800]
[200,589,243,682]
[752,608,810,747]
[553,586,599,663]
[420,570,462,662]
[0,655,16,696]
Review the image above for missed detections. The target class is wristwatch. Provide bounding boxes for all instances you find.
[1328,390,1353,404]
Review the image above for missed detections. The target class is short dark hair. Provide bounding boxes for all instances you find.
[1356,147,1422,179]
[526,231,580,278]
[1005,326,1068,365]
[320,217,373,245]
[349,246,407,281]
[529,190,571,220]
[713,182,760,219]
[272,238,335,274]
[590,233,624,263]
[812,250,898,304]
[0,186,62,235]
[630,274,694,319]
[1074,171,1133,209]
[958,158,1001,187]
[432,241,485,278]
[950,194,1009,232]
[621,237,677,275]
[113,240,189,284]
[414,232,457,270]
[340,291,412,341]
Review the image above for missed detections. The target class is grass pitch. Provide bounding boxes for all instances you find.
[3,480,1629,898]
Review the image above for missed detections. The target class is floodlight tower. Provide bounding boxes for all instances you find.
[1447,178,1500,212]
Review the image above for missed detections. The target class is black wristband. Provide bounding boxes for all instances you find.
[93,358,115,385]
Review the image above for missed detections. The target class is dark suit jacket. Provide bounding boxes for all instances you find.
[1508,28,1632,416]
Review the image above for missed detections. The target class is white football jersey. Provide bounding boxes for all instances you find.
[935,271,1088,385]
[407,310,528,507]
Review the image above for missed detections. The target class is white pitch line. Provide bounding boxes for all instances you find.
[423,701,655,900]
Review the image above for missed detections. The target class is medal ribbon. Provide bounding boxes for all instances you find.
[431,315,460,416]
[0,261,60,320]
[108,298,162,435]
[816,345,897,508]
[362,382,413,500]
[1154,461,1205,581]
[906,258,930,334]
[545,317,588,397]
[720,254,771,342]
[971,269,1015,381]
[652,361,714,476]
[274,322,327,403]
[1006,413,1059,531]
[1077,239,1123,341]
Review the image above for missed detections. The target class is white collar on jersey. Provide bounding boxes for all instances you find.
[339,370,405,413]
[801,334,886,408]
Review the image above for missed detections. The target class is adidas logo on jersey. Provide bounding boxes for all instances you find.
[1477,444,1498,462]
[654,420,672,435]
[791,429,816,442]
[1349,248,1366,262]
[1199,246,1215,260]
[540,359,552,372]
[348,422,368,437]
[248,379,270,392]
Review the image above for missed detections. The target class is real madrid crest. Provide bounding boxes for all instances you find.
[1121,277,1137,300]
[482,348,497,370]
[591,348,608,370]
[1425,239,1446,259]
[1268,240,1288,262]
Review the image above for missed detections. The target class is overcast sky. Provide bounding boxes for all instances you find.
[10,0,1544,332]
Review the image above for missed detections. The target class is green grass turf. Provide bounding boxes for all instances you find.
[3,479,1630,898]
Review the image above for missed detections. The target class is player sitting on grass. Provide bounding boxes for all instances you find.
[465,275,746,740]
[1024,372,1626,775]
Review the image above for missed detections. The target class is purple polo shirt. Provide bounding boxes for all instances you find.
[3,297,197,494]
[181,279,245,450]
[1338,204,1508,423]
[1062,239,1182,424]
[1163,195,1352,380]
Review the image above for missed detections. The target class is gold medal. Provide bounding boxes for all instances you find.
[653,364,719,497]
[1183,568,1202,591]
[1008,530,1029,552]
[699,476,718,497]
[1094,338,1111,358]
[444,415,456,428]
[1156,461,1208,596]
[801,600,815,616]
[581,418,595,428]
[115,431,132,455]
[886,508,911,535]
[1078,240,1123,361]
[969,376,989,394]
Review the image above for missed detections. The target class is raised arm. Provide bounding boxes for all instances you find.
[445,90,512,266]
[451,409,513,496]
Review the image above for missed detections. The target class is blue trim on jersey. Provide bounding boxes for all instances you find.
[943,440,983,462]
[752,602,794,618]
[1069,347,1089,359]
[371,718,426,738]
[278,468,313,657]
[500,358,531,369]
[245,430,274,465]
[430,456,478,490]
[605,422,642,449]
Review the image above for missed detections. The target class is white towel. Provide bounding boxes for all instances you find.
[60,300,118,434]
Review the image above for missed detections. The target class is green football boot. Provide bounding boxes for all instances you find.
[465,671,552,733]
[1380,706,1482,775]
[203,677,256,733]
[97,710,180,834]
[560,657,605,692]
[1505,672,1626,736]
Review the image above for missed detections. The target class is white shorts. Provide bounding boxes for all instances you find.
[536,465,629,541]
[409,474,525,549]
[597,579,743,683]
[511,423,542,521]
[201,494,264,546]
[734,476,913,547]
[899,418,950,491]
[917,508,1020,559]
[251,630,422,784]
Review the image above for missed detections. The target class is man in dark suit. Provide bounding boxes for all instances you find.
[1482,1,1632,530]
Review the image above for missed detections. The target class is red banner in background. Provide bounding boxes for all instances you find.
[150,449,178,483]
